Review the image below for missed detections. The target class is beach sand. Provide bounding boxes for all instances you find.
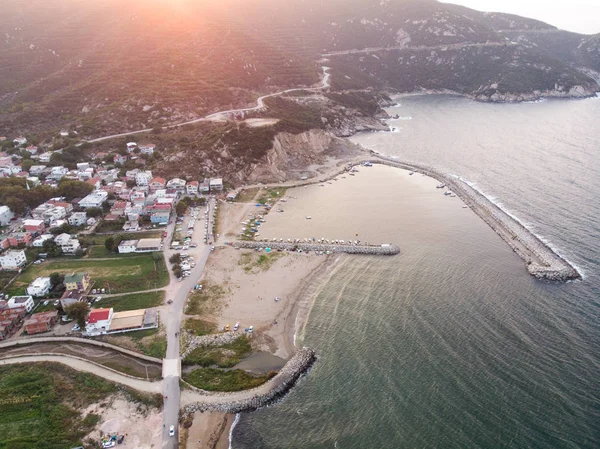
[184,411,233,449]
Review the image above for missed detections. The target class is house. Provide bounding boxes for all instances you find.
[54,233,80,254]
[8,295,34,313]
[13,136,27,146]
[126,142,137,153]
[23,219,45,234]
[0,205,14,226]
[24,310,58,335]
[200,179,210,193]
[149,177,166,192]
[125,169,140,180]
[122,220,140,232]
[42,206,66,223]
[186,181,199,196]
[26,176,41,187]
[7,232,32,248]
[0,307,26,340]
[64,272,90,291]
[139,144,156,155]
[79,191,108,208]
[209,178,223,191]
[0,236,10,250]
[39,152,53,163]
[27,277,52,297]
[135,171,152,186]
[118,240,138,254]
[147,203,171,224]
[226,191,238,201]
[166,178,186,192]
[86,177,101,191]
[48,219,68,230]
[60,290,85,309]
[76,162,90,171]
[68,212,87,227]
[29,165,47,176]
[25,145,38,155]
[110,201,129,216]
[113,154,127,165]
[48,166,68,180]
[85,308,114,336]
[32,234,54,247]
[0,250,26,269]
[135,238,161,252]
[60,130,70,137]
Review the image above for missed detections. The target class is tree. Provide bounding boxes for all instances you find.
[21,159,34,172]
[50,272,64,288]
[104,236,115,252]
[65,302,90,330]
[175,200,188,216]
[86,207,103,218]
[173,265,182,278]
[169,253,181,265]
[57,180,93,200]
[126,179,136,188]
[43,239,63,258]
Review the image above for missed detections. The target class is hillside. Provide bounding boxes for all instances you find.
[0,0,598,139]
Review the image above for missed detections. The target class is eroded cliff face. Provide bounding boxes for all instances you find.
[245,129,363,184]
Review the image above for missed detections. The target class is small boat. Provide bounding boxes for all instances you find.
[409,171,415,176]
[306,216,312,220]
[277,209,284,212]
[436,183,446,189]
[349,173,355,176]
[462,205,468,209]
[444,191,453,196]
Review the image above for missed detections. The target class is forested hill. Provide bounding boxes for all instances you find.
[1,0,598,137]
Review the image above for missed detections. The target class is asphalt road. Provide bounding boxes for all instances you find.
[161,198,216,449]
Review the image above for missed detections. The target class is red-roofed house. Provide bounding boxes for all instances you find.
[87,177,101,190]
[110,201,128,216]
[186,181,199,196]
[23,310,58,335]
[149,177,166,192]
[86,308,114,336]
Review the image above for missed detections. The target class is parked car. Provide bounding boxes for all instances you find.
[53,300,59,306]
[169,425,175,437]
[33,260,42,265]
[72,324,81,331]
[167,299,173,304]
[43,300,49,306]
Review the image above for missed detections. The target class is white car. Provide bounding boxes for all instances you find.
[169,425,175,437]
[43,300,50,306]
[234,322,240,331]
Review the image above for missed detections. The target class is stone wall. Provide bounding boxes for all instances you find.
[231,241,400,256]
[182,347,316,414]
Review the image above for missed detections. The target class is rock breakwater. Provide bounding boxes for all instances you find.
[181,331,239,359]
[231,241,400,255]
[368,155,580,281]
[181,347,316,414]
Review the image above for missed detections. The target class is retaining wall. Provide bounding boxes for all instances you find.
[182,347,316,414]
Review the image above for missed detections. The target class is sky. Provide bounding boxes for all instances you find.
[442,0,600,34]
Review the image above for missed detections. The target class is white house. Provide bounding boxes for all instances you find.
[118,240,138,254]
[209,178,223,191]
[85,308,114,336]
[68,212,87,227]
[76,162,90,171]
[186,181,199,196]
[200,179,210,193]
[0,205,14,226]
[0,250,27,270]
[54,233,80,254]
[139,144,156,155]
[48,166,68,180]
[27,277,52,297]
[39,152,53,163]
[126,142,137,153]
[166,178,186,191]
[42,206,66,223]
[13,136,27,146]
[79,191,108,208]
[26,176,41,187]
[32,234,54,247]
[29,165,47,176]
[8,295,34,313]
[135,170,152,186]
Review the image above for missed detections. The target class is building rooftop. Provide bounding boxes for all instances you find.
[87,308,111,324]
[64,272,87,284]
[136,238,161,250]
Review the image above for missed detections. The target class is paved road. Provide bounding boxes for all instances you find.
[161,198,216,449]
[84,66,330,144]
[0,354,163,393]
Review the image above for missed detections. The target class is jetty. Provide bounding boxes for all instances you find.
[368,155,580,281]
[231,241,400,255]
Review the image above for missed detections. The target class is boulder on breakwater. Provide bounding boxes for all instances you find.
[182,347,316,414]
[231,241,400,255]
[181,331,240,359]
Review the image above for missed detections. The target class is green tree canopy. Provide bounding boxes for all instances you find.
[65,302,90,330]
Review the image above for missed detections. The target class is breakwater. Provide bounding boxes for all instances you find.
[181,347,316,414]
[367,155,580,281]
[181,331,240,359]
[231,241,400,255]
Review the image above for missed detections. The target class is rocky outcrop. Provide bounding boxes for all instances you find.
[181,331,240,359]
[181,347,316,414]
[231,241,400,256]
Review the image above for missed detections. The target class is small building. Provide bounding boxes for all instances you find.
[135,238,161,252]
[226,191,238,201]
[139,144,156,155]
[186,181,199,196]
[85,308,114,336]
[27,277,52,297]
[0,205,14,226]
[0,307,26,340]
[39,152,53,163]
[24,310,59,335]
[135,171,153,187]
[23,219,45,234]
[29,165,47,176]
[60,290,85,309]
[6,232,32,248]
[122,220,140,232]
[32,234,54,247]
[209,178,223,191]
[110,201,129,216]
[68,212,87,227]
[8,295,34,313]
[13,136,27,146]
[200,179,210,193]
[166,178,186,192]
[113,154,128,165]
[54,233,81,254]
[126,142,137,153]
[0,250,26,270]
[118,240,138,254]
[79,191,108,209]
[64,272,90,292]
[149,177,166,192]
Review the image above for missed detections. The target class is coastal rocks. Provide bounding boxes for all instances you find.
[181,331,239,359]
[182,348,317,414]
[231,241,400,256]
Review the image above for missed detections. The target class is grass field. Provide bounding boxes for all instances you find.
[86,246,145,258]
[103,328,167,359]
[79,231,162,247]
[183,318,217,337]
[185,282,226,316]
[183,336,251,368]
[11,254,169,295]
[183,368,275,392]
[93,291,165,312]
[0,362,161,449]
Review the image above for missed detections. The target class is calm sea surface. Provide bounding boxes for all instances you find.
[232,96,600,448]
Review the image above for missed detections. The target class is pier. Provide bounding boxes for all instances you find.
[230,241,400,255]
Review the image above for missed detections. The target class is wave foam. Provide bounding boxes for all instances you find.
[228,413,241,449]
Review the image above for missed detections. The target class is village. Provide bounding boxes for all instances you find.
[0,135,234,343]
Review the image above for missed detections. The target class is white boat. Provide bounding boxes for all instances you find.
[436,183,446,189]
[306,216,312,219]
[444,191,453,196]
[409,171,415,175]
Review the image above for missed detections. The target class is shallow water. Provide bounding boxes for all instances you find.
[232,96,600,448]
